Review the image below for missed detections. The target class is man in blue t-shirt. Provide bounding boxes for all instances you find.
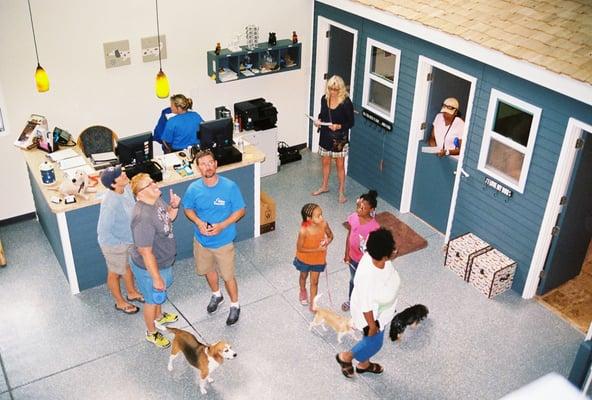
[183,149,246,326]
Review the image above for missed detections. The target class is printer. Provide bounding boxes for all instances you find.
[234,98,278,131]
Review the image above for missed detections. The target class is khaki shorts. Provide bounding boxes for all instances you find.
[100,244,131,275]
[193,240,236,282]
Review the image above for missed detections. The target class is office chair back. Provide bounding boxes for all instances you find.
[77,126,118,157]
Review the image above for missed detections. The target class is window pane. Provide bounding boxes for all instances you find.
[370,47,395,82]
[486,138,524,183]
[493,101,533,147]
[368,80,393,114]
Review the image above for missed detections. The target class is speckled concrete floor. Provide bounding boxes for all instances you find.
[0,150,584,399]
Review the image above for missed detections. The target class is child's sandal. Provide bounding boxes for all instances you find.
[335,354,354,378]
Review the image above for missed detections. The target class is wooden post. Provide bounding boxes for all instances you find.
[0,238,6,267]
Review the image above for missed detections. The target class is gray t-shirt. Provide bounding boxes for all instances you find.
[130,197,176,269]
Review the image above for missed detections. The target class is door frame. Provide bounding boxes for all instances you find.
[523,118,592,298]
[400,56,477,241]
[311,16,358,152]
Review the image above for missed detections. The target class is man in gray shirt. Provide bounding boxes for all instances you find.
[129,173,181,349]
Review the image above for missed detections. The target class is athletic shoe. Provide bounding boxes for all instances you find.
[145,331,170,348]
[207,294,224,314]
[299,288,308,306]
[226,306,240,326]
[154,312,178,330]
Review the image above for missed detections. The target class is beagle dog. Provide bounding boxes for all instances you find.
[167,327,237,395]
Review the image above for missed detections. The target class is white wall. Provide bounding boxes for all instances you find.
[0,0,313,220]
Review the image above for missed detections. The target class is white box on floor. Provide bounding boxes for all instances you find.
[444,232,492,281]
[468,249,517,298]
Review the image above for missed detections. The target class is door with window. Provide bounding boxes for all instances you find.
[411,67,471,233]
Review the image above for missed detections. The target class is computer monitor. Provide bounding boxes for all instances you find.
[117,131,153,165]
[199,118,233,150]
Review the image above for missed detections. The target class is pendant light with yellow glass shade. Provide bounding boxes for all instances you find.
[27,0,49,92]
[154,0,169,98]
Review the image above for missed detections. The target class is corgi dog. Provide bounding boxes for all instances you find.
[389,304,429,341]
[166,327,237,395]
[309,294,357,343]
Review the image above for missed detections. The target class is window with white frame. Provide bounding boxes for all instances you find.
[478,89,541,193]
[362,38,401,121]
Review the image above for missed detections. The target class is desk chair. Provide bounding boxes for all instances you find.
[77,126,118,157]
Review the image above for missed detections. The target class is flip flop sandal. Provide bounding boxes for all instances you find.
[335,354,354,378]
[115,304,140,314]
[126,295,145,303]
[356,362,384,374]
[312,188,329,196]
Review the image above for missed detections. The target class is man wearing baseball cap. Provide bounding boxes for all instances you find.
[428,97,465,157]
[97,166,145,315]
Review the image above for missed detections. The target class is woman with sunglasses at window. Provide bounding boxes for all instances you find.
[428,97,465,157]
[312,75,355,204]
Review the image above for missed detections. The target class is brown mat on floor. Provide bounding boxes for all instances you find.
[538,272,592,334]
[343,212,428,258]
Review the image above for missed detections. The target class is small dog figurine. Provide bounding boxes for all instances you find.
[167,327,237,395]
[389,304,429,341]
[50,170,97,201]
[309,294,357,343]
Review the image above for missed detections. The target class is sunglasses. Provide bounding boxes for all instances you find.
[137,180,155,193]
[442,103,457,111]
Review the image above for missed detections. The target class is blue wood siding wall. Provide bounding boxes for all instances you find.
[314,2,592,292]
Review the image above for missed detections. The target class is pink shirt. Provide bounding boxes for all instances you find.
[347,213,380,262]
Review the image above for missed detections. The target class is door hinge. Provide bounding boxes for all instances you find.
[551,226,560,236]
[559,196,567,205]
[420,122,427,130]
[326,30,331,38]
[426,72,433,81]
[323,73,329,80]
[575,138,584,149]
[539,269,545,280]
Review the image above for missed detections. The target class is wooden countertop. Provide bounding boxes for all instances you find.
[22,145,265,214]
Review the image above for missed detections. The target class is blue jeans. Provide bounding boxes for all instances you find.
[352,329,384,362]
[347,260,359,299]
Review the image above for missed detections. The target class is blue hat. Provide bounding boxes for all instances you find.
[100,165,123,189]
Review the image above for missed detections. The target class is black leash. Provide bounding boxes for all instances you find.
[167,298,209,345]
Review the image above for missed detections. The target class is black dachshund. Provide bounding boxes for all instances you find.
[389,304,429,341]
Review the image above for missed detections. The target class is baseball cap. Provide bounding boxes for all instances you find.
[100,165,123,189]
[440,97,460,115]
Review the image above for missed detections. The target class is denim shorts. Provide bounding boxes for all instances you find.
[130,258,173,305]
[352,329,385,362]
[293,257,326,273]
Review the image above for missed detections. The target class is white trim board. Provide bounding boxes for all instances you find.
[57,213,80,295]
[523,118,592,298]
[317,0,592,107]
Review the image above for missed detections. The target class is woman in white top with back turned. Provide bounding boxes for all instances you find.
[335,228,400,378]
[429,97,464,157]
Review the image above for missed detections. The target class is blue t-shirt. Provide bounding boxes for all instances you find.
[161,111,203,150]
[182,176,246,249]
[153,107,171,144]
[97,186,135,246]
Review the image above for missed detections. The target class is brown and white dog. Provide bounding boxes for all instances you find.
[166,327,237,395]
[309,294,357,343]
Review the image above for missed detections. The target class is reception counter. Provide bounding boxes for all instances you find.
[23,145,265,294]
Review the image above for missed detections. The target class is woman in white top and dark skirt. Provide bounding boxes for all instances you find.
[429,97,464,157]
[313,75,355,204]
[335,228,400,378]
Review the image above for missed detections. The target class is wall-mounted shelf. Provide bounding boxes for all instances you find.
[207,39,301,83]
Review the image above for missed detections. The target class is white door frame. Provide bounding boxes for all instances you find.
[400,56,477,242]
[523,118,592,298]
[312,16,358,152]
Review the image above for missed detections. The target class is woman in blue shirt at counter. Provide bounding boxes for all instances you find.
[161,94,204,153]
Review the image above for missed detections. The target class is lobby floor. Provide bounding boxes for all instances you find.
[0,150,584,399]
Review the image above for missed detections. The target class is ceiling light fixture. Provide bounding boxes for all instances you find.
[27,0,49,92]
[154,0,169,98]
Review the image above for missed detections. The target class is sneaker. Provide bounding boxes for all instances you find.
[341,301,350,312]
[154,312,178,329]
[299,288,308,306]
[207,294,224,314]
[145,331,171,348]
[226,306,240,326]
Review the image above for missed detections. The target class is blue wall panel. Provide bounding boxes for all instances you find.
[314,2,592,293]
